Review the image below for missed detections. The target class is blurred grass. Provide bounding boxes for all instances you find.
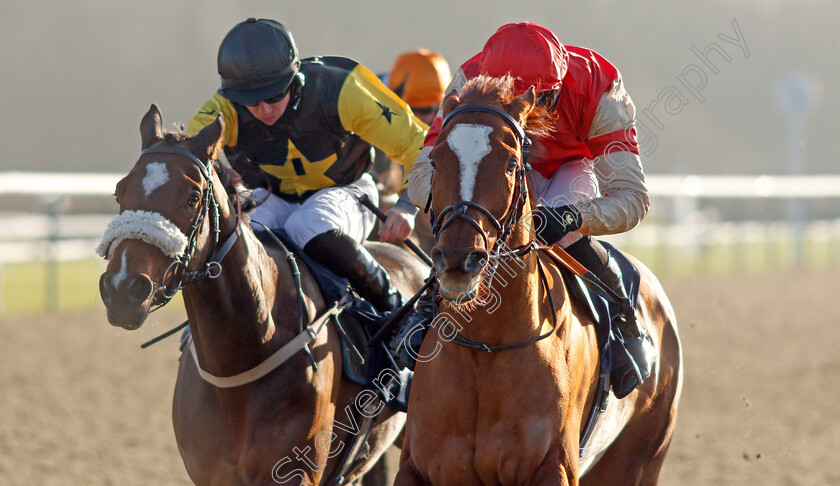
[621,238,840,276]
[1,239,838,315]
[0,258,184,315]
[0,258,108,314]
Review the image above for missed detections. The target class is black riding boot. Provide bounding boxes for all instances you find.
[390,281,436,370]
[565,237,656,399]
[304,230,403,312]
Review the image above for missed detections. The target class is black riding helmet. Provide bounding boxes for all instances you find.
[217,18,302,106]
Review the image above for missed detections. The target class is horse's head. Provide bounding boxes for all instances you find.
[98,104,233,329]
[429,75,553,302]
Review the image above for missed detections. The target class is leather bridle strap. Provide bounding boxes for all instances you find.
[434,104,532,252]
[141,145,213,180]
[441,104,532,163]
[139,145,241,305]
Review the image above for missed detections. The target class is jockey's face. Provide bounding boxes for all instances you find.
[411,105,438,126]
[246,92,291,126]
[536,89,560,111]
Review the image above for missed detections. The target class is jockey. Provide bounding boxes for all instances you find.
[396,22,655,399]
[187,18,427,315]
[374,49,451,244]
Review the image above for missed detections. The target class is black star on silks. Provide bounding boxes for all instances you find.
[376,101,399,124]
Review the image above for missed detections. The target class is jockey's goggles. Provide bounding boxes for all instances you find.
[245,87,290,107]
[411,105,439,117]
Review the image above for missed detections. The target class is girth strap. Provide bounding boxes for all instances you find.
[187,301,344,388]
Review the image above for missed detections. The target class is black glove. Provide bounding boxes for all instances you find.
[534,205,582,245]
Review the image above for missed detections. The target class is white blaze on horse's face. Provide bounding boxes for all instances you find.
[112,250,128,288]
[142,161,169,197]
[447,124,493,202]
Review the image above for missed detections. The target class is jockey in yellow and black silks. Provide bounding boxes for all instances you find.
[188,18,426,315]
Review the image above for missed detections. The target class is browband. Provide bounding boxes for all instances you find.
[141,145,212,180]
[441,104,531,155]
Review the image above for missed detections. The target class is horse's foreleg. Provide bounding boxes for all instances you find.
[394,457,428,486]
[527,447,580,486]
[528,465,575,486]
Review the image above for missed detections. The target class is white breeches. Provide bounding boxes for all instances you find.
[250,173,379,248]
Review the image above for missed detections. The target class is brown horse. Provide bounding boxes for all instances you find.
[395,76,683,485]
[98,105,427,485]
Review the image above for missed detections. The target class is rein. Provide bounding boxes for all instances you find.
[447,254,559,353]
[138,145,241,309]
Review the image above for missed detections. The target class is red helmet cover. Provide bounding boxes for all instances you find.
[478,22,568,93]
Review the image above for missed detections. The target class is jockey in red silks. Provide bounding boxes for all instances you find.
[397,22,654,399]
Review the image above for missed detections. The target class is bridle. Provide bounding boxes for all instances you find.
[433,104,532,246]
[139,145,241,309]
[430,103,559,353]
[432,104,534,261]
[140,146,328,381]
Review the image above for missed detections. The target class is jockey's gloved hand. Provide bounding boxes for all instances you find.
[534,204,583,245]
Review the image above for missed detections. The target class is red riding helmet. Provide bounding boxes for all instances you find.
[478,22,569,94]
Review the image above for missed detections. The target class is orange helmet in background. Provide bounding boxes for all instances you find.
[388,49,451,108]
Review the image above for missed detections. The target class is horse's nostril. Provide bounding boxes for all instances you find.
[430,248,446,273]
[127,274,154,303]
[99,273,112,305]
[464,251,488,274]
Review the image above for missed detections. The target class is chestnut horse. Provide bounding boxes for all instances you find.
[98,105,427,485]
[395,76,682,485]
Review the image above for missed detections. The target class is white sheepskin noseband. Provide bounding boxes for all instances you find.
[96,210,188,260]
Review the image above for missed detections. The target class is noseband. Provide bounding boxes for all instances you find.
[433,104,532,258]
[139,145,240,307]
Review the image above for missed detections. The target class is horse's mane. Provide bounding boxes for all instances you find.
[457,74,556,142]
[161,123,188,143]
[159,123,225,162]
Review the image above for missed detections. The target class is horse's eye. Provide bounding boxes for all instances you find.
[429,158,436,169]
[187,193,201,207]
[507,159,518,172]
[113,192,119,204]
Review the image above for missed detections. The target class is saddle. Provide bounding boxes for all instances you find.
[254,228,411,410]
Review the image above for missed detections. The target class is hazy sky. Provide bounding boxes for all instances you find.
[0,0,834,176]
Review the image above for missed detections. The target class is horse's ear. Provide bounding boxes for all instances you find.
[509,86,537,125]
[191,115,225,163]
[440,89,461,118]
[140,104,163,149]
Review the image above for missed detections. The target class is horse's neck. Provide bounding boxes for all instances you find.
[182,226,291,377]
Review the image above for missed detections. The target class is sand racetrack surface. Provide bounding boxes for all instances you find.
[1,268,838,485]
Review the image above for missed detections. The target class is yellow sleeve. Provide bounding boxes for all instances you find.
[186,93,240,148]
[336,64,428,192]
